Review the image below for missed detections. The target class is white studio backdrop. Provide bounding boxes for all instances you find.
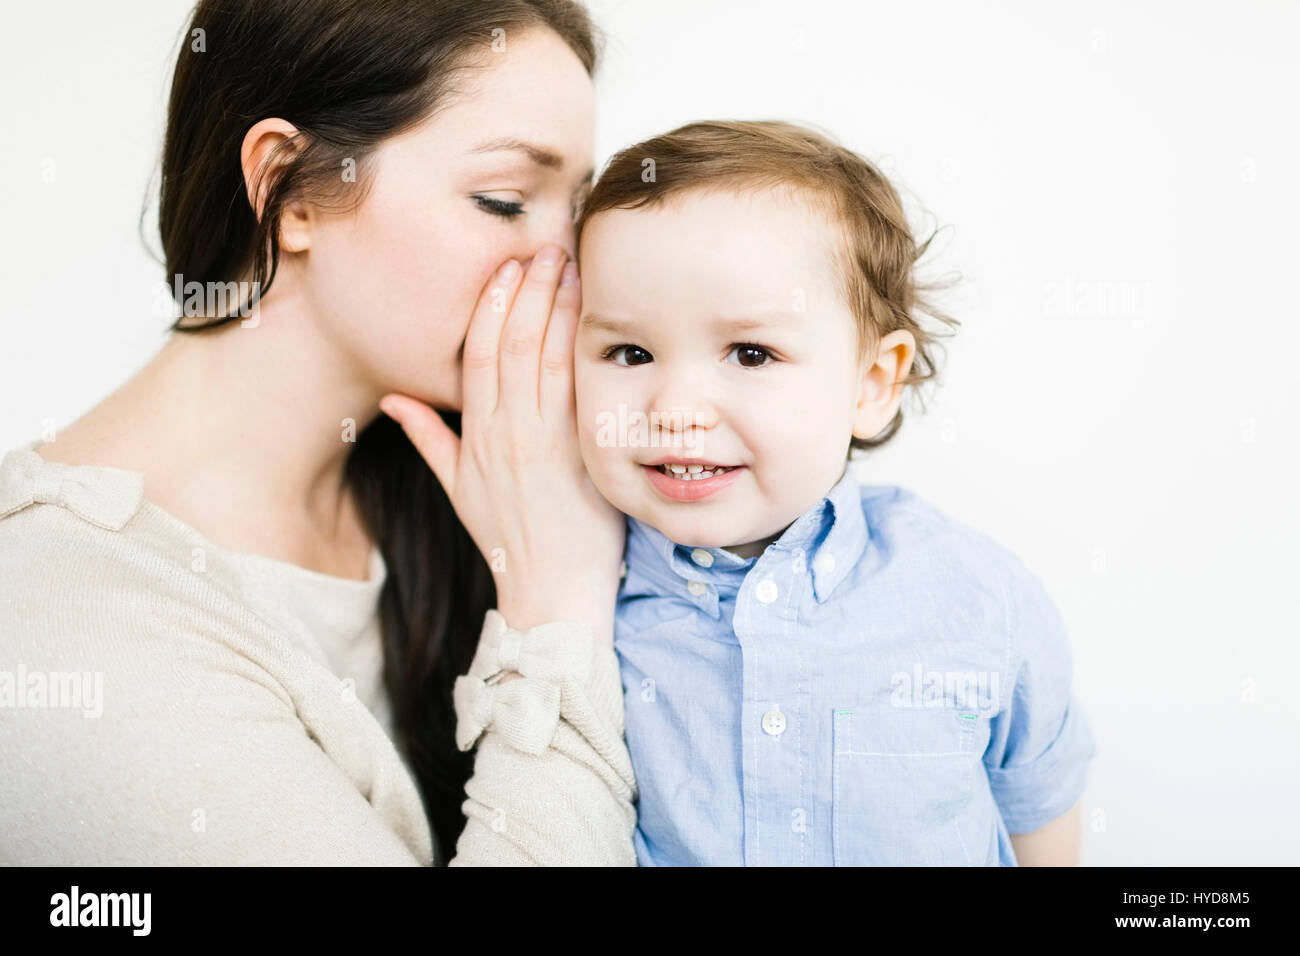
[1,0,1296,865]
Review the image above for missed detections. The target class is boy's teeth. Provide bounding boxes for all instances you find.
[658,463,732,480]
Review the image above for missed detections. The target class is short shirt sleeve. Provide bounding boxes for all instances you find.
[983,557,1097,834]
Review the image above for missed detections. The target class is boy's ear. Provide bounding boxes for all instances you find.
[852,330,917,442]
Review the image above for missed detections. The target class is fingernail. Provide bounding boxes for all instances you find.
[560,262,579,287]
[379,397,400,420]
[537,244,563,267]
[498,259,521,282]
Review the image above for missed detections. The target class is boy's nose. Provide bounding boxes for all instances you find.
[648,397,720,436]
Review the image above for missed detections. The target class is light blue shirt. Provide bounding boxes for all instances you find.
[614,467,1097,866]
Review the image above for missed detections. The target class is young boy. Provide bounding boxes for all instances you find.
[572,120,1097,866]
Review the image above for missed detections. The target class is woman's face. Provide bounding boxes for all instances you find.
[300,27,595,410]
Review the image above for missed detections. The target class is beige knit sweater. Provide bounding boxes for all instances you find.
[0,439,637,866]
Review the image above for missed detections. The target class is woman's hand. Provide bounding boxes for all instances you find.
[378,244,625,644]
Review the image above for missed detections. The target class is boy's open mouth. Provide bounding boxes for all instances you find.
[642,460,746,502]
[654,463,737,481]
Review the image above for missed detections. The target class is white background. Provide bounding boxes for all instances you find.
[2,0,1296,865]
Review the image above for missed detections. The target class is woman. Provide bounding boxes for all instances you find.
[0,0,633,865]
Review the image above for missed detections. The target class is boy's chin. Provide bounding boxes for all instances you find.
[636,508,738,550]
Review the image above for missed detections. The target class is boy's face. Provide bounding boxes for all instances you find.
[574,187,873,558]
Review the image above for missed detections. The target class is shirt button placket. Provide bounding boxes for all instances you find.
[761,708,786,736]
[743,566,798,864]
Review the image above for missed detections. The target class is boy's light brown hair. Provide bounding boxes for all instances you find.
[575,119,959,453]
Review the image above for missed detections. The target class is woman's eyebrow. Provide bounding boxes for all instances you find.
[471,136,565,170]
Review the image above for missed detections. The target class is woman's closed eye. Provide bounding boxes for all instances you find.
[473,194,524,219]
[475,178,591,222]
[598,343,777,369]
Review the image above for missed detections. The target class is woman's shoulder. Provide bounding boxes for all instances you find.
[1,438,147,534]
[3,439,241,591]
[0,439,289,676]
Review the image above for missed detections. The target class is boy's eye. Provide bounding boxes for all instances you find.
[727,344,774,368]
[601,344,653,367]
[473,195,524,219]
[599,344,774,368]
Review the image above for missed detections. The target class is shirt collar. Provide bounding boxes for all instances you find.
[622,466,868,617]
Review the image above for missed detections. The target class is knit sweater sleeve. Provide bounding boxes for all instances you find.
[447,610,639,866]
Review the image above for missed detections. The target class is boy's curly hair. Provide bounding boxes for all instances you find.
[575,119,959,453]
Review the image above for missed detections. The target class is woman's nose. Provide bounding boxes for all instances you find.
[519,220,577,272]
[514,209,577,269]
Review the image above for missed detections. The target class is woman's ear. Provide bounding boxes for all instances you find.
[852,329,916,441]
[240,117,313,252]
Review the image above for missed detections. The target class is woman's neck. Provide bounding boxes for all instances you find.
[38,287,384,579]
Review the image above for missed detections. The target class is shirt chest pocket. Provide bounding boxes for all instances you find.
[831,704,981,866]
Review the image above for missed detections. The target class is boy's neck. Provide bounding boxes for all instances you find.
[720,531,786,560]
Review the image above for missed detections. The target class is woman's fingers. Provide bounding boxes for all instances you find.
[462,258,523,420]
[497,244,567,417]
[378,393,460,498]
[539,260,581,424]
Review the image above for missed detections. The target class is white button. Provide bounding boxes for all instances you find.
[814,552,836,575]
[690,548,714,568]
[754,578,779,604]
[761,708,786,736]
[687,580,708,596]
[619,560,628,580]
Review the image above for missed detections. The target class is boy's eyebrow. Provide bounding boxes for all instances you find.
[579,313,630,334]
[579,312,793,334]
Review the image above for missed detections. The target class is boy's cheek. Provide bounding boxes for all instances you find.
[573,393,621,481]
[574,375,622,437]
[578,442,637,514]
[573,386,604,453]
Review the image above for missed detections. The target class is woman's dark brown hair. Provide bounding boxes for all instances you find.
[156,0,599,863]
